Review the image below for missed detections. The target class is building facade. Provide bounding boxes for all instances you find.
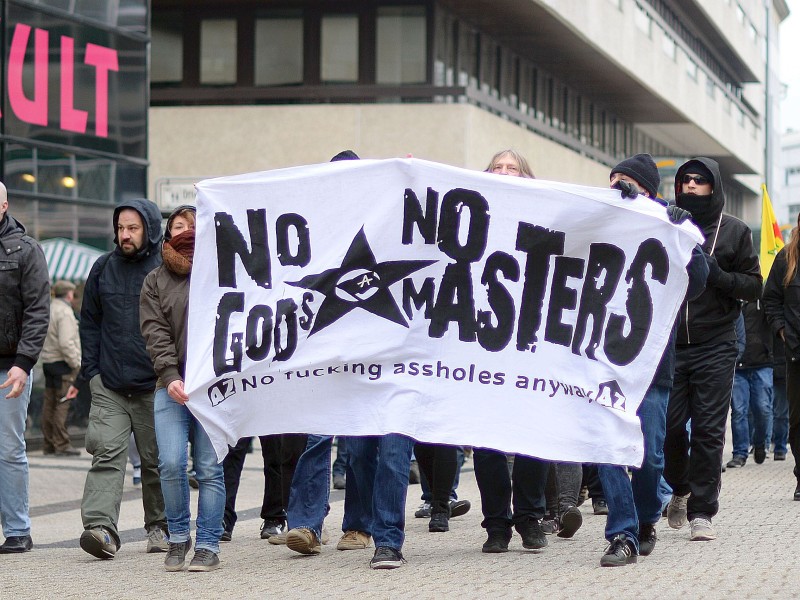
[0,0,149,249]
[149,0,789,227]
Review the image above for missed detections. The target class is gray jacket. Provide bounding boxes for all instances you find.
[0,213,51,373]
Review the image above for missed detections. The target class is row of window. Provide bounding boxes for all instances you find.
[432,7,671,161]
[152,6,428,87]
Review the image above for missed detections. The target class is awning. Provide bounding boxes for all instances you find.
[40,238,105,283]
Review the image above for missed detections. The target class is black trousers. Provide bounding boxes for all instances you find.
[222,433,308,531]
[581,464,605,500]
[783,358,800,479]
[664,339,737,520]
[473,449,548,534]
[545,462,582,517]
[414,442,458,515]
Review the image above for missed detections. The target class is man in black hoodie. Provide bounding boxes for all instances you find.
[77,199,168,560]
[0,183,50,554]
[663,158,761,541]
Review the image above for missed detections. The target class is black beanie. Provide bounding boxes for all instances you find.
[610,153,660,198]
[330,150,359,162]
[679,160,714,185]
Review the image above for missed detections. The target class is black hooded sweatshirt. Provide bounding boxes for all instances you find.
[674,157,761,345]
[77,198,163,393]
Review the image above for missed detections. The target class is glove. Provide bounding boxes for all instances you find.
[666,204,692,224]
[705,252,723,285]
[613,180,639,199]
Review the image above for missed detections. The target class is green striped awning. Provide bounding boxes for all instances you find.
[40,238,105,283]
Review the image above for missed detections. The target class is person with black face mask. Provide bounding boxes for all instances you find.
[663,157,761,542]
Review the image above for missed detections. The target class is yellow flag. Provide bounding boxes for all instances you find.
[760,184,784,278]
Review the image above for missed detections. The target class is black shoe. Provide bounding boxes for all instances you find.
[557,506,583,539]
[332,474,346,490]
[540,518,559,535]
[600,534,638,567]
[794,481,800,501]
[754,446,767,464]
[220,529,232,542]
[481,530,510,553]
[592,499,609,515]
[188,472,199,490]
[516,519,547,550]
[774,452,786,461]
[449,499,471,518]
[429,512,449,533]
[370,546,406,569]
[260,519,286,540]
[726,455,747,469]
[0,535,33,553]
[638,522,657,556]
[55,448,81,456]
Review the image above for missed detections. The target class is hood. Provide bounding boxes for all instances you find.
[164,204,196,242]
[674,157,725,222]
[112,198,163,258]
[0,212,26,239]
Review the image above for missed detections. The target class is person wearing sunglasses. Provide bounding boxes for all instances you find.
[663,157,761,543]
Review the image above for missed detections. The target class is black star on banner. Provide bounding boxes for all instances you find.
[287,227,436,335]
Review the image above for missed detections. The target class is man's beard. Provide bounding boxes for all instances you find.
[120,241,142,255]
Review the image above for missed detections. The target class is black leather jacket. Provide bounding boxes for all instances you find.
[0,213,51,373]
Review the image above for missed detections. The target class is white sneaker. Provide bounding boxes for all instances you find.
[689,517,716,541]
[666,493,689,529]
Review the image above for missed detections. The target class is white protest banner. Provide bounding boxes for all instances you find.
[186,158,703,465]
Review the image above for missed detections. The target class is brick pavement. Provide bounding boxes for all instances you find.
[4,438,800,600]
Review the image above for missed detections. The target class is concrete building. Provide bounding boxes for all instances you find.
[149,0,789,228]
[782,130,800,226]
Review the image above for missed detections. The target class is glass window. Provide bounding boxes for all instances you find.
[152,13,184,84]
[4,145,37,195]
[377,7,427,85]
[686,56,698,81]
[321,15,358,83]
[662,32,676,60]
[255,14,304,86]
[706,75,716,99]
[201,19,237,85]
[634,4,651,37]
[38,150,76,199]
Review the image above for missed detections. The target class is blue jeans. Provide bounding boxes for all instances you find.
[343,434,415,551]
[731,367,773,457]
[598,384,670,549]
[0,374,32,538]
[771,376,789,454]
[286,435,333,540]
[154,388,225,553]
[332,436,349,478]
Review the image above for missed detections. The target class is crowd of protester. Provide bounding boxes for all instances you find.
[0,147,796,572]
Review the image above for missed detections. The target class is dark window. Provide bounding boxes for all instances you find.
[255,12,304,86]
[321,14,358,83]
[152,12,183,84]
[200,18,237,84]
[376,7,426,85]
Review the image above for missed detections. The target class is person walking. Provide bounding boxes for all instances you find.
[141,205,225,571]
[0,182,50,554]
[764,212,800,500]
[40,280,82,457]
[663,158,761,541]
[77,198,168,559]
[596,154,707,566]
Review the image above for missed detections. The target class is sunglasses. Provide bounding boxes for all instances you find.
[682,174,710,185]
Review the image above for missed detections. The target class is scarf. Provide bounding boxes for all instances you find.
[162,229,194,276]
[675,193,723,229]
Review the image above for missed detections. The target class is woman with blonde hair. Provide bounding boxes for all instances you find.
[485,149,535,178]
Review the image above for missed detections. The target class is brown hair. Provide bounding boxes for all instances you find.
[784,213,800,287]
[485,149,535,178]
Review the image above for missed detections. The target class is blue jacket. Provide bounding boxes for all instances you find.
[77,198,163,393]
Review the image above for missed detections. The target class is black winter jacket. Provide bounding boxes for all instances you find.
[77,199,163,393]
[764,247,800,364]
[736,299,773,370]
[674,157,762,346]
[0,214,50,373]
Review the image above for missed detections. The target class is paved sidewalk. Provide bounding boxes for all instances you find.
[5,438,800,600]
